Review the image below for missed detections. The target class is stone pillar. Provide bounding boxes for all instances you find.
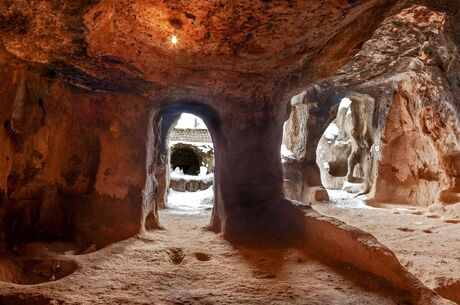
[145,111,178,229]
[282,87,340,203]
[209,106,305,244]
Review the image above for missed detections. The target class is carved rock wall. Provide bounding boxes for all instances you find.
[316,93,375,193]
[0,0,403,248]
[283,3,460,206]
[0,49,152,249]
[372,76,460,205]
[358,4,460,206]
[1,0,458,252]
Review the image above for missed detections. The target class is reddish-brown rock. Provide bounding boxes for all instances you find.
[0,2,458,304]
[0,0,459,252]
[0,0,405,247]
[283,2,460,207]
[0,47,152,248]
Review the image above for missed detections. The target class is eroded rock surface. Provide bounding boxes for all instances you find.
[0,2,458,304]
[316,94,376,193]
[0,48,151,248]
[0,0,405,248]
[0,0,399,96]
[284,2,460,207]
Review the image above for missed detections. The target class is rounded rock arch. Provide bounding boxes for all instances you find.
[142,99,221,231]
[170,144,202,175]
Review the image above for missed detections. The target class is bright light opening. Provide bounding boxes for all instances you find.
[171,35,178,45]
[167,113,215,215]
[175,113,206,129]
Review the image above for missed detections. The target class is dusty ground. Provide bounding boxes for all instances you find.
[0,209,402,305]
[313,192,460,304]
[0,191,459,305]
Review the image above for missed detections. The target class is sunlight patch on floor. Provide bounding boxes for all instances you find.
[326,189,375,209]
[166,187,214,214]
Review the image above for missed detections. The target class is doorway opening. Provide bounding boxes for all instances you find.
[171,146,200,175]
[166,113,215,214]
[316,94,375,204]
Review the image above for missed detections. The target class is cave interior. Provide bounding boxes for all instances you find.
[0,0,459,304]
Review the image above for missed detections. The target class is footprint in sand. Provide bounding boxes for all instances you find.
[444,219,460,224]
[253,270,276,279]
[193,252,211,261]
[397,227,415,232]
[167,248,185,265]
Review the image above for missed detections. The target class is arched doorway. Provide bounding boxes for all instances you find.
[170,146,201,176]
[166,113,215,213]
[280,92,376,206]
[316,94,375,194]
[143,101,221,230]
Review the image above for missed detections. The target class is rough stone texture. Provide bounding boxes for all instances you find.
[0,2,458,303]
[316,93,375,192]
[360,4,460,206]
[0,0,399,98]
[169,128,211,143]
[169,178,213,192]
[316,101,353,190]
[282,91,332,203]
[343,93,375,193]
[1,211,456,305]
[0,0,404,247]
[373,80,460,205]
[0,48,152,249]
[365,4,459,206]
[303,207,454,305]
[1,0,459,252]
[284,2,460,206]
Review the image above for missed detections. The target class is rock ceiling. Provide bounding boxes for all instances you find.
[0,0,398,98]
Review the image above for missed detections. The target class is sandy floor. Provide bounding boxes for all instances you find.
[0,191,459,304]
[314,191,460,304]
[0,210,401,305]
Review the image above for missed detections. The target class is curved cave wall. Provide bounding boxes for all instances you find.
[354,4,460,206]
[0,0,407,249]
[0,49,152,248]
[281,90,334,204]
[0,0,458,252]
[372,82,460,206]
[283,3,460,206]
